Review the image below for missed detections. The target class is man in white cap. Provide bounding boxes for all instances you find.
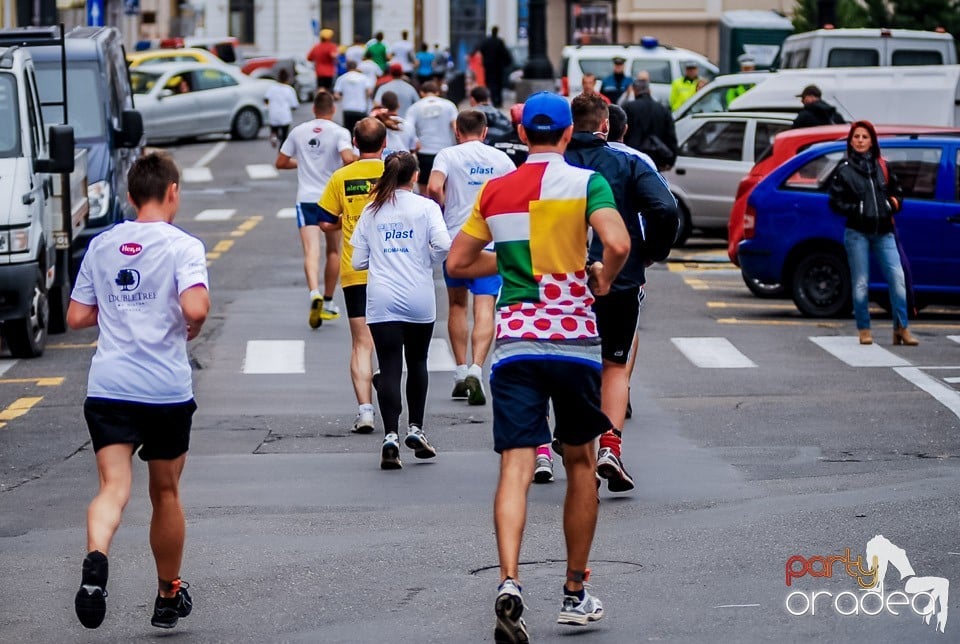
[725,54,757,105]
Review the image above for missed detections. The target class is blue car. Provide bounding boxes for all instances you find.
[738,136,960,317]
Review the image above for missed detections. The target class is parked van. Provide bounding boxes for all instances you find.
[728,65,960,127]
[779,28,956,69]
[18,26,143,263]
[559,39,718,106]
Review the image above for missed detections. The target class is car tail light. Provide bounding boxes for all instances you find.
[560,76,569,96]
[743,203,756,239]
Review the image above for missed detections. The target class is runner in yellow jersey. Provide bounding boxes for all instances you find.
[319,118,387,433]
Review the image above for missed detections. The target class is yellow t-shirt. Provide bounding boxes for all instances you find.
[318,158,384,287]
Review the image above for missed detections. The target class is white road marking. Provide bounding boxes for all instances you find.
[242,340,305,374]
[810,336,911,368]
[671,337,757,368]
[0,360,17,377]
[194,140,227,168]
[182,167,213,183]
[195,209,236,222]
[246,164,279,180]
[949,336,960,344]
[945,377,960,384]
[894,367,960,421]
[714,604,761,609]
[277,208,297,219]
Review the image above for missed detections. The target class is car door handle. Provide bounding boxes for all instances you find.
[948,215,960,224]
[675,168,686,175]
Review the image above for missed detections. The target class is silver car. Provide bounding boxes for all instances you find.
[664,111,794,245]
[130,62,272,142]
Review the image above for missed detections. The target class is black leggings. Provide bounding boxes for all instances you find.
[369,321,434,434]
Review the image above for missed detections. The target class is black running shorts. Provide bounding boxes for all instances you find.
[415,152,435,185]
[591,286,642,364]
[489,359,610,453]
[84,397,196,461]
[343,284,367,319]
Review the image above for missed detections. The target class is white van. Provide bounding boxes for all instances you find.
[779,28,957,69]
[728,65,960,127]
[560,39,718,106]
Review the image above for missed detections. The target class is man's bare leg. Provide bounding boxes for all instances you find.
[298,226,321,293]
[560,441,599,591]
[86,443,135,554]
[147,454,187,597]
[471,294,496,367]
[447,287,470,397]
[349,316,375,405]
[494,447,536,583]
[322,228,341,300]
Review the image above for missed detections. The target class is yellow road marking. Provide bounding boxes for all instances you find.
[207,216,261,263]
[683,277,710,290]
[707,301,796,310]
[212,239,234,253]
[716,317,845,328]
[0,377,64,386]
[0,396,43,423]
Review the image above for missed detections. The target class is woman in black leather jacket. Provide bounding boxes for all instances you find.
[828,120,917,346]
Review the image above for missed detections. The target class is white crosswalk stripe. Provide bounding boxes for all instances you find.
[243,340,305,374]
[671,337,757,368]
[809,336,911,367]
[195,209,237,222]
[949,336,960,345]
[246,164,279,180]
[277,208,297,219]
[182,167,213,183]
[0,360,17,377]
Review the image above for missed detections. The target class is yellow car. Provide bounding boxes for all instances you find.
[126,47,225,68]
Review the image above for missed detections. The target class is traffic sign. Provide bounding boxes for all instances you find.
[124,0,140,16]
[87,0,104,27]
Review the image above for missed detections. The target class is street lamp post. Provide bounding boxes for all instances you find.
[516,0,554,101]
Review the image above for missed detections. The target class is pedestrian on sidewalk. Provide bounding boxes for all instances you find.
[561,93,679,492]
[478,26,512,108]
[68,152,210,631]
[318,118,388,434]
[276,90,357,328]
[446,92,631,641]
[264,68,299,148]
[351,151,452,469]
[426,109,514,406]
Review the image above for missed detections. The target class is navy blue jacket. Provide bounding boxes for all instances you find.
[565,132,680,290]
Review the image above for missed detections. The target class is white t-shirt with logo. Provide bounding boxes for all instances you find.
[334,70,373,113]
[383,116,417,158]
[405,96,458,154]
[431,140,515,236]
[71,221,209,404]
[351,191,452,324]
[264,82,299,126]
[391,39,415,72]
[280,118,353,202]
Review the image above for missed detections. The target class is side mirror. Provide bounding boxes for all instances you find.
[115,109,144,148]
[35,125,75,174]
[159,88,174,99]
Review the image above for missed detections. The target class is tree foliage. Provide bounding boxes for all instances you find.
[792,0,960,34]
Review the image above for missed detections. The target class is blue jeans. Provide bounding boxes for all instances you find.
[843,228,908,330]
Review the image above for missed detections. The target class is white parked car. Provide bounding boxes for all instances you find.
[663,111,794,244]
[130,62,272,142]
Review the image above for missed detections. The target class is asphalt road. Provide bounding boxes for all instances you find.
[2,104,960,642]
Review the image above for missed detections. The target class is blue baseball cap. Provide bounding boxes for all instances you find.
[521,92,572,132]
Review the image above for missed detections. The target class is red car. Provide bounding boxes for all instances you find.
[728,124,959,297]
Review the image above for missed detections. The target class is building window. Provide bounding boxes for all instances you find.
[229,0,255,45]
[569,1,614,45]
[354,0,372,43]
[320,0,339,37]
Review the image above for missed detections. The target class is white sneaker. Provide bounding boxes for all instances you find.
[558,588,603,626]
[351,410,375,434]
[320,300,341,321]
[533,454,554,483]
[404,425,437,459]
[380,433,402,469]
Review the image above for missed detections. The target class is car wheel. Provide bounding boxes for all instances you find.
[3,266,48,358]
[673,200,692,247]
[742,274,787,299]
[231,107,261,140]
[791,251,852,317]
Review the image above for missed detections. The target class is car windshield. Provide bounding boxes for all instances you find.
[630,59,671,83]
[129,69,164,94]
[0,74,20,158]
[33,61,105,140]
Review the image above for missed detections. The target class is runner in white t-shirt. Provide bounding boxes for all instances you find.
[276,90,357,328]
[373,90,417,158]
[68,152,209,631]
[334,60,375,134]
[426,109,515,405]
[351,151,451,470]
[263,69,300,148]
[404,81,458,190]
[390,32,415,73]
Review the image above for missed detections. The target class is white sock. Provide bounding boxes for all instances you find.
[309,289,321,300]
[455,364,468,382]
[359,403,375,415]
[467,363,483,379]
